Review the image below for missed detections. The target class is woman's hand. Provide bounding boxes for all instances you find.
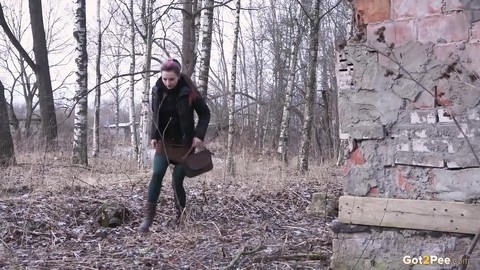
[192,137,203,148]
[151,139,157,149]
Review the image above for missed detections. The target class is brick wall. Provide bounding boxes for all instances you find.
[333,0,480,268]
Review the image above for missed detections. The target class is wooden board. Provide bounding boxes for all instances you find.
[338,196,480,234]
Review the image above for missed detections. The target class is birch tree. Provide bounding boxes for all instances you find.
[0,80,15,166]
[277,18,303,165]
[197,0,214,97]
[129,0,139,160]
[72,0,88,165]
[226,0,241,175]
[139,0,154,167]
[298,0,321,173]
[93,0,102,157]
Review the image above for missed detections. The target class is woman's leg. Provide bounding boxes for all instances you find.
[139,154,169,232]
[147,154,169,202]
[172,164,186,212]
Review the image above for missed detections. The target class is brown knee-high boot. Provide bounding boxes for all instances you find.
[138,202,157,232]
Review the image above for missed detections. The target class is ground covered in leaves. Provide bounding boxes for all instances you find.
[0,152,342,269]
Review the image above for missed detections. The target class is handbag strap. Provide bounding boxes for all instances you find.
[182,147,195,159]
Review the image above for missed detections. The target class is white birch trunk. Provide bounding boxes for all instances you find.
[72,0,88,165]
[115,70,120,136]
[277,26,302,164]
[226,0,241,175]
[139,0,154,167]
[92,0,101,158]
[197,0,214,97]
[129,0,139,161]
[298,0,321,173]
[193,0,201,80]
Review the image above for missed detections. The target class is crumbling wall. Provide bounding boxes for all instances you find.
[333,0,480,269]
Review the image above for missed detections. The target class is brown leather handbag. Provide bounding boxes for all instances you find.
[181,147,214,178]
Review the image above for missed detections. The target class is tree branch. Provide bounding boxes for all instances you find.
[0,3,38,71]
[222,243,265,270]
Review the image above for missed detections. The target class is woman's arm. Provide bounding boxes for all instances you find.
[192,91,211,141]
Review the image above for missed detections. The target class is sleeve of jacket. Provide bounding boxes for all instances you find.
[150,86,160,140]
[192,91,211,141]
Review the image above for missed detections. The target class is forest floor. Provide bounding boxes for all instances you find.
[0,149,342,270]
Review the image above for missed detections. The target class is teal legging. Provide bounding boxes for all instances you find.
[147,154,186,209]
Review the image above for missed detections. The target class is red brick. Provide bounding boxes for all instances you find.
[436,79,454,107]
[405,182,414,193]
[394,19,416,45]
[396,167,414,193]
[355,0,391,25]
[366,187,379,197]
[342,148,366,176]
[471,22,480,42]
[417,14,469,43]
[393,0,443,19]
[367,19,415,46]
[367,21,395,44]
[445,0,464,11]
[350,148,366,165]
[397,167,407,187]
[342,162,351,176]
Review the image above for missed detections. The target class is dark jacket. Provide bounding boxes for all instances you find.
[150,74,210,146]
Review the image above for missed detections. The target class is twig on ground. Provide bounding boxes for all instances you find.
[222,242,265,270]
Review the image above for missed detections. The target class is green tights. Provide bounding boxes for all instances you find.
[147,154,186,209]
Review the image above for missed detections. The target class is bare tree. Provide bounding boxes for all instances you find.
[226,0,241,174]
[139,0,155,167]
[27,0,58,149]
[0,80,15,166]
[93,0,102,158]
[129,0,139,160]
[298,0,321,173]
[72,0,88,165]
[0,2,58,149]
[277,15,303,165]
[197,0,214,97]
[181,0,198,77]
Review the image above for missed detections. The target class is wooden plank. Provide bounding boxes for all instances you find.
[338,196,480,234]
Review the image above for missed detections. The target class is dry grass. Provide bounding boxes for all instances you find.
[0,147,342,270]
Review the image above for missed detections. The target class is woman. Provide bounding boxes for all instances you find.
[138,59,210,233]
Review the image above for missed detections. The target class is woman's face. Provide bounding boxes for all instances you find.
[162,71,180,90]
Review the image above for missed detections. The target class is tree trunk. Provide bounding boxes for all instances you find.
[193,0,202,80]
[182,0,196,77]
[129,0,139,160]
[114,69,120,136]
[197,0,214,97]
[27,0,58,149]
[277,26,302,165]
[298,0,321,173]
[139,0,154,167]
[93,0,102,158]
[72,0,88,165]
[226,0,241,175]
[0,81,15,166]
[113,42,121,137]
[27,0,57,146]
